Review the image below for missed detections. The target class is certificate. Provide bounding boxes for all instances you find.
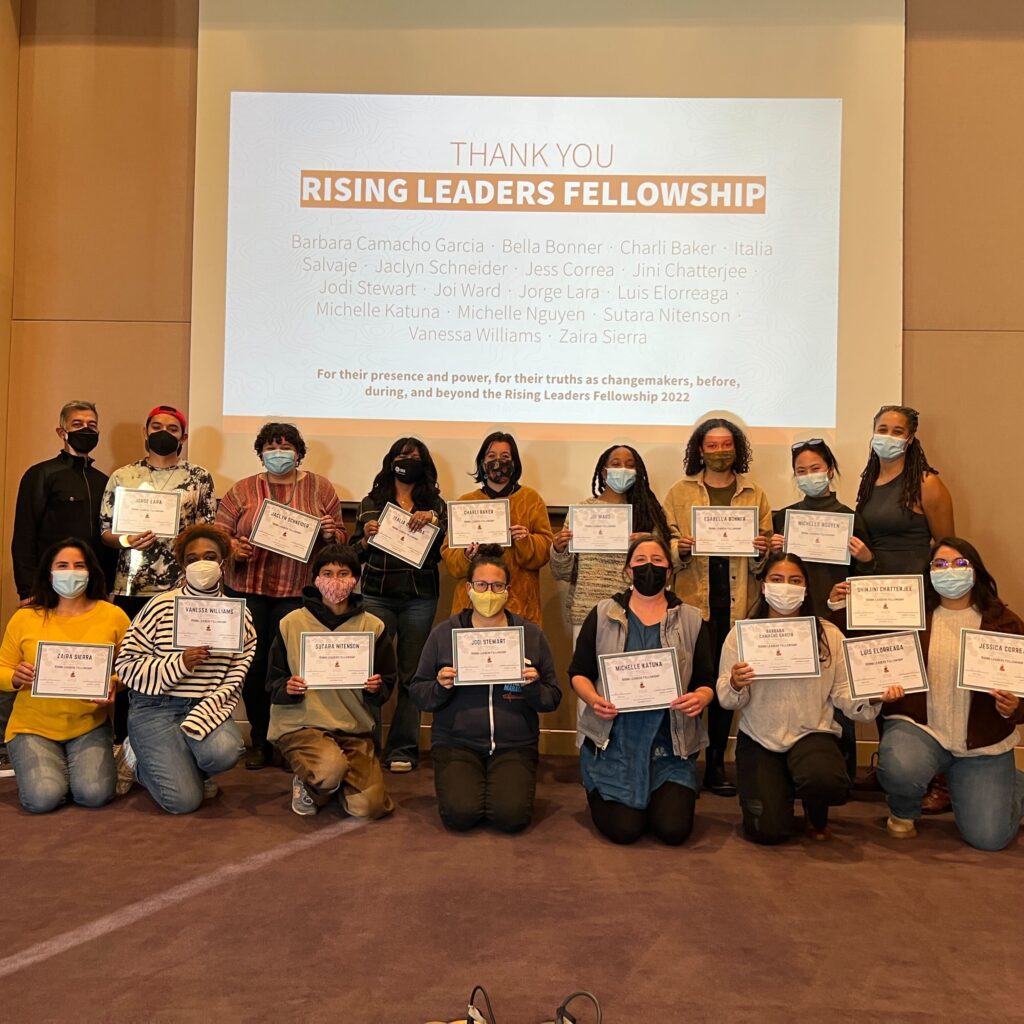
[735,616,821,678]
[111,487,182,539]
[690,506,758,557]
[452,626,525,685]
[847,576,926,631]
[843,631,929,699]
[368,502,440,569]
[957,629,1024,697]
[568,504,632,554]
[249,499,321,562]
[597,647,682,713]
[783,509,854,566]
[446,499,511,548]
[300,631,374,690]
[32,642,114,700]
[172,596,247,652]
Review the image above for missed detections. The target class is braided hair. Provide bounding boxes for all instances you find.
[855,405,938,514]
[683,417,753,476]
[590,445,671,540]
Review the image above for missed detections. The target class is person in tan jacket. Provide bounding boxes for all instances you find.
[662,417,771,795]
[441,432,553,625]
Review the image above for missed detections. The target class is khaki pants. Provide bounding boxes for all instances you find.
[276,729,394,819]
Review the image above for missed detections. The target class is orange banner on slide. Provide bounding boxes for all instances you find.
[299,171,766,213]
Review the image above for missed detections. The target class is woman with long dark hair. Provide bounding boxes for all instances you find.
[877,538,1023,851]
[551,444,671,643]
[351,437,447,773]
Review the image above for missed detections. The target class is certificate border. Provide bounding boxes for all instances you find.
[690,505,758,558]
[299,630,376,690]
[31,641,114,700]
[171,595,247,652]
[567,503,633,554]
[111,486,183,540]
[446,498,512,549]
[452,625,525,686]
[956,627,1024,697]
[596,645,682,713]
[249,498,320,563]
[846,575,926,632]
[735,615,822,679]
[367,501,440,570]
[782,508,854,566]
[842,630,929,699]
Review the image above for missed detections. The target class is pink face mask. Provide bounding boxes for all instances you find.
[315,575,357,604]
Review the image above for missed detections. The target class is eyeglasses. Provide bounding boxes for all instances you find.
[791,438,825,451]
[469,580,508,593]
[931,558,971,570]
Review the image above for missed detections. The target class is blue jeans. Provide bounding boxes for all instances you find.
[362,593,437,765]
[128,692,244,814]
[7,722,116,814]
[878,719,1024,851]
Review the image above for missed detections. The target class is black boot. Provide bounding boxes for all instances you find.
[703,753,736,797]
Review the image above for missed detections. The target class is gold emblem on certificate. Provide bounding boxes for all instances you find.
[842,631,929,698]
[249,499,321,562]
[846,576,926,631]
[783,509,854,566]
[568,504,632,554]
[597,647,682,712]
[111,487,183,539]
[300,631,375,690]
[368,502,440,569]
[957,628,1024,697]
[171,596,247,652]
[452,626,525,685]
[32,642,115,700]
[735,616,821,678]
[446,499,512,548]
[690,506,759,557]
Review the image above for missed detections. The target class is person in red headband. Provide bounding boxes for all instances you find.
[99,404,217,793]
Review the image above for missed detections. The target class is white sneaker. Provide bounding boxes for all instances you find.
[886,814,917,839]
[291,775,317,816]
[387,759,414,774]
[0,751,14,779]
[202,778,219,800]
[115,740,137,796]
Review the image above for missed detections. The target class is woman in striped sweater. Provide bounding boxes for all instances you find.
[116,524,256,814]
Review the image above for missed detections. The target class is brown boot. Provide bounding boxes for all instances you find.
[920,773,951,815]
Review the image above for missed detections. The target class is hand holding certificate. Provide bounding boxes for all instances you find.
[842,631,929,698]
[300,632,375,690]
[452,626,525,685]
[691,506,759,557]
[568,504,632,554]
[783,509,854,566]
[735,616,821,678]
[368,502,440,568]
[597,647,682,712]
[249,500,321,562]
[846,576,926,631]
[32,642,114,700]
[172,596,247,652]
[111,487,182,539]
[957,629,1024,698]
[446,499,511,548]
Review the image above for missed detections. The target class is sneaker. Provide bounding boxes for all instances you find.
[291,775,317,816]
[0,751,14,779]
[387,759,414,774]
[115,739,137,796]
[202,778,219,800]
[886,814,917,839]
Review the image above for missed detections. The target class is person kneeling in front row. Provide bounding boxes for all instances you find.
[266,544,396,819]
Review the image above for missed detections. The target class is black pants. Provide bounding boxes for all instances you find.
[704,606,734,765]
[113,595,153,743]
[432,745,538,833]
[225,589,302,748]
[588,783,696,846]
[735,731,851,844]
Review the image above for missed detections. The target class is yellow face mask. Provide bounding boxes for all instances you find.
[468,588,508,617]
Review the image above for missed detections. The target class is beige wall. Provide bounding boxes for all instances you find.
[2,1,1023,755]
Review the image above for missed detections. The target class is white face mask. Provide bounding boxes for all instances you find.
[185,560,222,591]
[763,582,806,614]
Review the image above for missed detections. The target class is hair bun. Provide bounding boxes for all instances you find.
[472,543,505,560]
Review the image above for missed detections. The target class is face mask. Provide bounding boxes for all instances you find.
[763,582,806,614]
[263,450,297,475]
[930,567,975,600]
[605,468,636,494]
[796,472,831,498]
[185,560,222,591]
[393,458,425,484]
[631,563,669,596]
[51,570,89,598]
[484,460,512,484]
[703,451,735,473]
[871,434,908,461]
[315,575,357,605]
[65,429,99,455]
[468,588,509,617]
[146,429,181,457]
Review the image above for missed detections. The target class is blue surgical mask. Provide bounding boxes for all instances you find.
[871,434,908,461]
[605,468,636,494]
[930,567,975,600]
[51,570,89,598]
[262,450,297,475]
[796,472,830,497]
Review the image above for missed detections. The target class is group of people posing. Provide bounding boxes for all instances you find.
[2,400,1021,852]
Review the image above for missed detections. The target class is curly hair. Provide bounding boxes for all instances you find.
[172,523,233,571]
[590,445,670,540]
[855,405,937,514]
[253,422,307,461]
[683,417,753,476]
[467,544,510,583]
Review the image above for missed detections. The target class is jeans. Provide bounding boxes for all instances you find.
[7,722,116,814]
[361,593,437,765]
[432,745,539,833]
[128,692,245,814]
[877,719,1023,852]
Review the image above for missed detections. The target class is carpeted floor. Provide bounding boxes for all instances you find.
[1,756,1021,1024]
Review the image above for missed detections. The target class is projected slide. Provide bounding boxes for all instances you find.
[223,93,841,427]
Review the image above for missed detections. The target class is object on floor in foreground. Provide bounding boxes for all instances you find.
[421,984,604,1023]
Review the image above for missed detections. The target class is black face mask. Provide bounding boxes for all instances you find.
[65,429,99,455]
[393,458,425,483]
[631,563,668,596]
[146,430,181,457]
[484,461,513,484]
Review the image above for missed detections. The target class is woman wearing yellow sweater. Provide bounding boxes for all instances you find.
[0,539,130,813]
